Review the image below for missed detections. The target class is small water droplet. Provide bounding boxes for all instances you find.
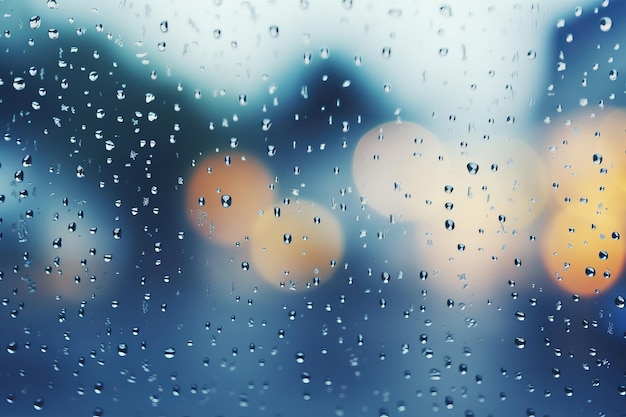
[466,162,479,175]
[221,195,232,208]
[13,77,26,91]
[585,266,596,277]
[160,20,168,33]
[445,219,455,231]
[269,25,279,38]
[283,233,292,244]
[164,347,176,359]
[514,337,526,349]
[381,47,391,58]
[29,16,41,29]
[615,295,625,308]
[609,69,618,81]
[33,397,45,411]
[320,47,330,59]
[600,16,612,32]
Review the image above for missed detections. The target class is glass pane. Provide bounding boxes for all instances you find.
[1,1,625,416]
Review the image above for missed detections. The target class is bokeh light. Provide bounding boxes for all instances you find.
[352,121,449,222]
[185,152,275,246]
[248,198,344,290]
[541,208,625,296]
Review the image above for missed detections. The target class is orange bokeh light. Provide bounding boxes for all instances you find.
[185,152,274,246]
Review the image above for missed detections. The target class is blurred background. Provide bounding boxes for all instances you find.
[1,1,625,416]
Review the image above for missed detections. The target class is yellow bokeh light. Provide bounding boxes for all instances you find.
[248,199,344,290]
[185,152,274,246]
[352,121,450,221]
[541,208,625,296]
[541,108,626,295]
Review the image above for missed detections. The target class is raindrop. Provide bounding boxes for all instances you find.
[117,343,128,356]
[13,77,26,91]
[466,162,479,175]
[598,250,608,260]
[160,20,168,33]
[381,47,391,58]
[88,71,98,81]
[241,261,250,271]
[29,16,41,29]
[33,397,44,411]
[283,233,292,244]
[269,25,279,38]
[515,311,526,321]
[445,219,455,231]
[609,69,618,81]
[439,48,449,57]
[238,93,248,105]
[615,295,625,308]
[47,28,59,39]
[600,16,612,32]
[585,267,596,277]
[592,153,603,164]
[22,155,32,167]
[164,347,176,359]
[514,337,526,349]
[320,47,330,59]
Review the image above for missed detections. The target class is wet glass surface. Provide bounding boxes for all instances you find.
[1,1,625,416]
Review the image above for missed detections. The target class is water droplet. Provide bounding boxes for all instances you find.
[47,28,59,39]
[514,337,526,349]
[296,352,305,363]
[33,397,44,411]
[241,261,250,271]
[117,343,128,356]
[221,195,232,208]
[466,162,479,175]
[445,219,455,231]
[29,16,41,29]
[615,295,625,308]
[527,50,536,60]
[585,266,596,277]
[320,47,330,59]
[160,20,168,33]
[164,347,176,359]
[515,311,526,321]
[600,16,612,32]
[438,48,449,57]
[157,41,166,52]
[381,47,391,59]
[269,25,279,38]
[354,55,363,66]
[13,77,26,91]
[283,233,292,244]
[301,371,311,383]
